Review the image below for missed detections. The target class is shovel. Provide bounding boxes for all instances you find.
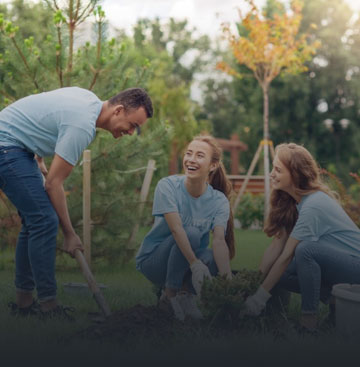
[74,249,111,318]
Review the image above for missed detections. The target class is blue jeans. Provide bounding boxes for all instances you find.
[0,146,59,301]
[139,227,218,290]
[278,240,360,313]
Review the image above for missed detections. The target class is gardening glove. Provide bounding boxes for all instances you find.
[190,259,211,296]
[244,286,272,316]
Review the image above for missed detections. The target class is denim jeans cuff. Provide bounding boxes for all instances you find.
[16,287,34,294]
[39,295,57,303]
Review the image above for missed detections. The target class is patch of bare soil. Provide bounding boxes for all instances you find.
[80,304,198,342]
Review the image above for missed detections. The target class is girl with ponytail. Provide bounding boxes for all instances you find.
[136,135,234,320]
[244,143,360,331]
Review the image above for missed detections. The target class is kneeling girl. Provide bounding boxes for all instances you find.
[136,135,234,318]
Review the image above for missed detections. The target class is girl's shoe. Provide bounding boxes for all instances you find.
[175,291,203,319]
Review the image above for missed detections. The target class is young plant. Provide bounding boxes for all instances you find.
[200,269,263,327]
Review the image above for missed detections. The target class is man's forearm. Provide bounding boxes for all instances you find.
[45,182,75,236]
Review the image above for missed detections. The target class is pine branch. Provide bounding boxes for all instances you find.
[0,89,15,102]
[89,16,103,90]
[77,2,97,25]
[10,37,39,90]
[65,0,75,86]
[74,0,81,22]
[56,25,64,87]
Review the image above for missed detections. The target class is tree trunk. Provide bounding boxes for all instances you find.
[66,0,75,86]
[263,83,270,220]
[169,141,178,174]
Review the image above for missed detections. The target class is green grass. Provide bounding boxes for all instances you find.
[0,229,357,367]
[232,229,269,270]
[1,229,267,312]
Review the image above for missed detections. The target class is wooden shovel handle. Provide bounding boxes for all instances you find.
[74,249,111,317]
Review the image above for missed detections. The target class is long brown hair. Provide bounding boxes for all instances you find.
[192,135,235,259]
[264,143,335,237]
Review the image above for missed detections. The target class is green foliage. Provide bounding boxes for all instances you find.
[200,269,262,324]
[321,169,360,227]
[0,191,20,249]
[0,1,213,263]
[349,175,360,202]
[201,0,360,184]
[235,193,265,229]
[130,18,212,166]
[0,0,151,105]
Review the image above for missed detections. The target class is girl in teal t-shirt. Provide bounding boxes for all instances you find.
[244,143,360,331]
[136,135,234,320]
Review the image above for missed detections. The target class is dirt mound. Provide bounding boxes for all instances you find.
[80,304,190,342]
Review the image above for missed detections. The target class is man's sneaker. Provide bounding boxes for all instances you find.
[8,300,41,317]
[39,305,76,322]
[175,292,203,320]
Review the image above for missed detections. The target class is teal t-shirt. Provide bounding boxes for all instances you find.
[136,175,230,268]
[290,191,360,257]
[0,87,102,166]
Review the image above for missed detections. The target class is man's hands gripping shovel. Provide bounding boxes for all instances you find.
[63,233,84,258]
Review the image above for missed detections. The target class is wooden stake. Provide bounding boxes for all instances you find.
[263,141,271,218]
[83,150,91,267]
[232,142,263,213]
[270,142,275,159]
[127,160,156,248]
[232,139,274,217]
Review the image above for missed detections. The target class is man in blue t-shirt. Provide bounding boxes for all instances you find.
[0,87,153,318]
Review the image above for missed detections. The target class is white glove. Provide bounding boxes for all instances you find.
[169,297,185,321]
[190,259,211,295]
[244,286,272,316]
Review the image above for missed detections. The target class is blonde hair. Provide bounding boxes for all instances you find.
[191,135,235,259]
[264,143,335,237]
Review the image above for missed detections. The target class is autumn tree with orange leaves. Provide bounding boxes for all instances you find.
[218,0,320,217]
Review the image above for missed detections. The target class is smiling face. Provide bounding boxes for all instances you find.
[183,140,217,180]
[270,155,295,193]
[110,105,147,139]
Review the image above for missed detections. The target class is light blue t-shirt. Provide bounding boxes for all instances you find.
[0,87,102,166]
[136,175,230,268]
[290,191,360,257]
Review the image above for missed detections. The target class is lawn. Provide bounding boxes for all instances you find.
[0,230,358,367]
[0,229,268,311]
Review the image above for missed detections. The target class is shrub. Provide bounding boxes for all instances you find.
[321,169,360,227]
[234,193,264,229]
[0,191,20,249]
[200,269,262,326]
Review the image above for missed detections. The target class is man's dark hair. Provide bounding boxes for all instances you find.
[109,88,153,118]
